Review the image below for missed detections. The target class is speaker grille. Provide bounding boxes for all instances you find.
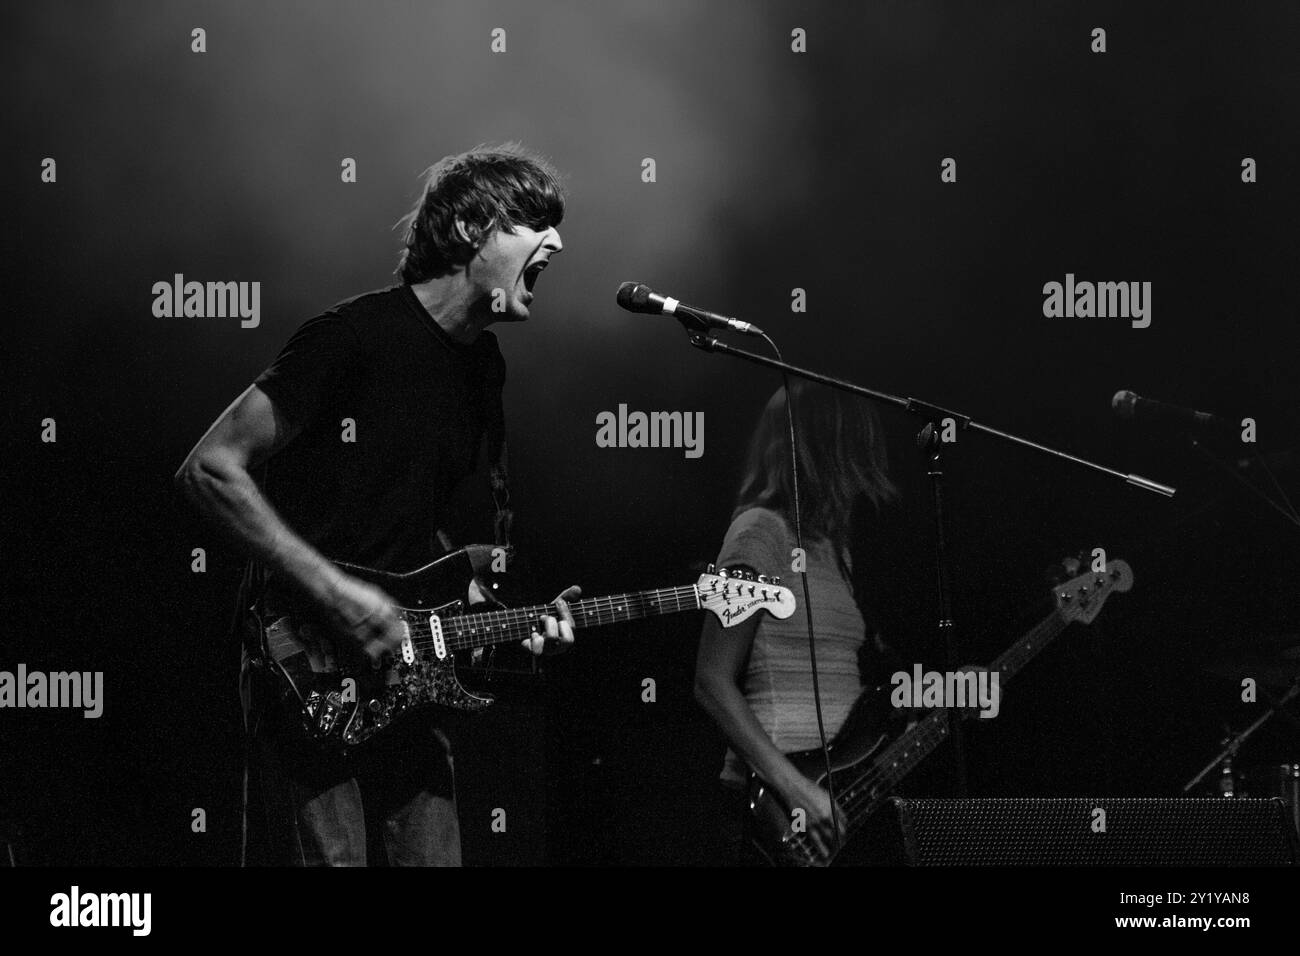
[893,797,1297,866]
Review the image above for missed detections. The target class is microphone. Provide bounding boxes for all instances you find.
[616,281,763,336]
[1111,390,1232,432]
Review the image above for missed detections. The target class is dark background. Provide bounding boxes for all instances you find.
[5,0,1299,865]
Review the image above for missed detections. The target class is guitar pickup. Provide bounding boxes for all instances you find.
[428,614,447,660]
[399,619,415,664]
[306,690,343,735]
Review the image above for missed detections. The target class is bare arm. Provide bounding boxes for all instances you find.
[175,384,330,598]
[174,384,401,660]
[694,612,799,796]
[694,602,845,856]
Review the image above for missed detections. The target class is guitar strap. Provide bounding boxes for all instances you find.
[486,379,512,551]
[475,385,512,675]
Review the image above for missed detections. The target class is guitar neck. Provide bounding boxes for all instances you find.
[840,605,1071,834]
[437,585,704,651]
[989,606,1068,683]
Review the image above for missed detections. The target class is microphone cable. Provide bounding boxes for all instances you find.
[755,330,842,857]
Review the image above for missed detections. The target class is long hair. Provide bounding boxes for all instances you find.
[733,380,898,544]
[395,142,566,283]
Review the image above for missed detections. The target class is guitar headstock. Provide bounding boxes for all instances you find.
[697,564,797,627]
[1053,558,1133,624]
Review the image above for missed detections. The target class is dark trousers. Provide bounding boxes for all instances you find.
[712,782,767,867]
[240,651,461,867]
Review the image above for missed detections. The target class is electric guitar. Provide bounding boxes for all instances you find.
[252,546,796,754]
[747,558,1134,866]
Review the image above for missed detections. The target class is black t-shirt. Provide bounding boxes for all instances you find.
[244,284,505,605]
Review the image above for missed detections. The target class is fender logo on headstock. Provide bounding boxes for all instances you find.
[722,598,770,623]
[698,568,797,626]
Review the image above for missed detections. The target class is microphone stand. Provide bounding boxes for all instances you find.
[1182,679,1300,796]
[917,420,966,793]
[681,321,1176,798]
[1182,435,1300,531]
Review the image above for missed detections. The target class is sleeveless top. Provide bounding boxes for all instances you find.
[714,507,866,786]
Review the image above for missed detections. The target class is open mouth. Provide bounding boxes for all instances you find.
[523,259,548,293]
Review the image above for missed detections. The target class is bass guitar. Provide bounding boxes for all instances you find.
[747,558,1133,866]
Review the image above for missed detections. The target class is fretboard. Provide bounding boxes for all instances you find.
[989,606,1068,684]
[407,585,704,652]
[840,606,1071,834]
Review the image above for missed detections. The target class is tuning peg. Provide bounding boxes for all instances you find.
[771,576,781,585]
[706,563,716,574]
[757,574,769,583]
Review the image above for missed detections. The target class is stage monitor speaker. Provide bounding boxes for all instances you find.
[892,797,1297,866]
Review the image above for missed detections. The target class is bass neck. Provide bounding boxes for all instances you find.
[839,604,1074,837]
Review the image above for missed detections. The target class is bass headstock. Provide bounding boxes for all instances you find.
[697,564,797,627]
[1053,558,1133,624]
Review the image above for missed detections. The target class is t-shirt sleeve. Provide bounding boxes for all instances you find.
[254,312,362,429]
[715,507,790,579]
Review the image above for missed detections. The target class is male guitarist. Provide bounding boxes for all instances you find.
[175,143,578,866]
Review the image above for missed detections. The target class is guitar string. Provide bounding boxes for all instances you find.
[415,586,702,650]
[390,582,784,652]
